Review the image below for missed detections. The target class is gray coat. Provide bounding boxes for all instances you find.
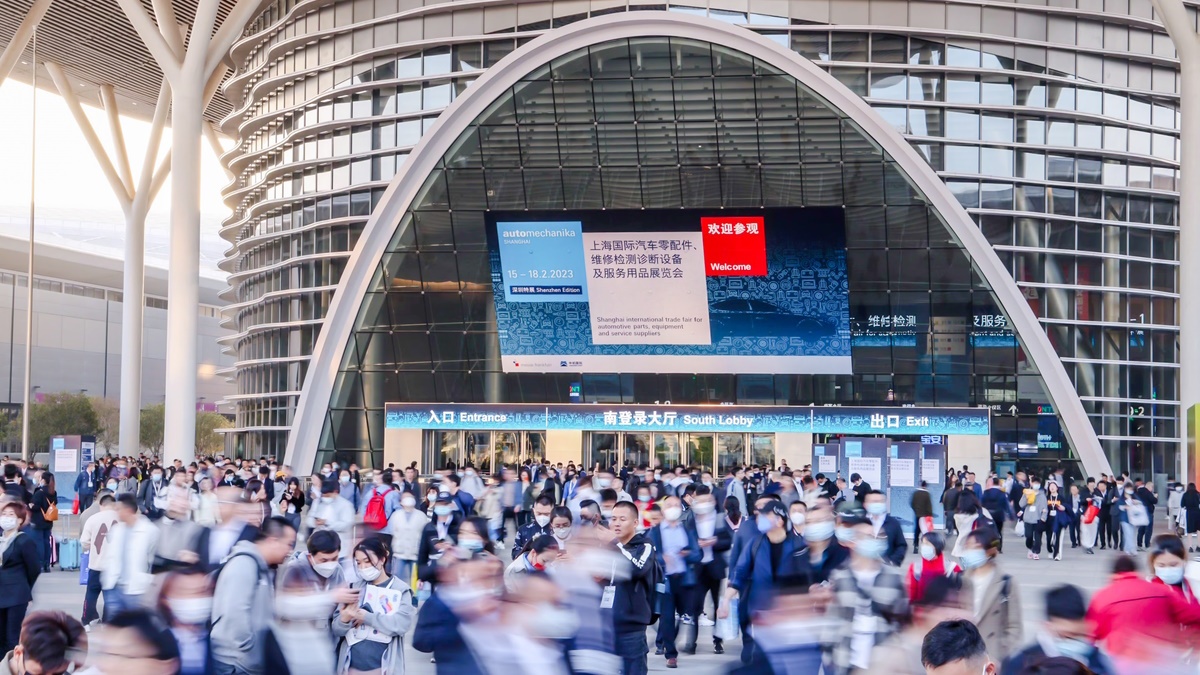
[211,541,275,675]
[333,575,415,675]
[962,565,1023,662]
[1020,490,1048,524]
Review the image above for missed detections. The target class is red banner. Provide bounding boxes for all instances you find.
[700,216,767,276]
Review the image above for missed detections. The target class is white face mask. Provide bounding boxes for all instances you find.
[401,497,417,509]
[358,565,382,583]
[920,544,937,561]
[275,593,334,621]
[535,514,551,527]
[168,596,213,625]
[663,506,683,522]
[0,516,17,532]
[312,560,340,579]
[553,527,571,540]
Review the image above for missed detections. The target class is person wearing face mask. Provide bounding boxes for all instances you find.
[308,479,357,563]
[788,500,808,537]
[1088,554,1200,672]
[1114,482,1144,556]
[0,502,38,656]
[549,507,573,550]
[648,496,701,668]
[721,499,808,665]
[334,538,414,675]
[861,491,907,567]
[1019,477,1048,560]
[1148,533,1198,605]
[1003,585,1114,675]
[158,569,216,675]
[417,492,463,586]
[688,487,730,653]
[389,490,429,599]
[212,517,298,675]
[337,471,361,512]
[824,516,908,672]
[959,527,1023,662]
[512,493,555,560]
[458,463,486,501]
[100,494,160,620]
[504,534,560,591]
[905,532,960,604]
[136,466,169,522]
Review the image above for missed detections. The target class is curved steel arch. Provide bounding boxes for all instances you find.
[283,11,1111,479]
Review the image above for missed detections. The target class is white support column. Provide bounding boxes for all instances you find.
[99,85,135,196]
[0,0,53,85]
[1151,0,1199,484]
[113,0,259,464]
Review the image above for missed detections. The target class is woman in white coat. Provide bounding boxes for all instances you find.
[334,538,414,675]
[388,491,428,592]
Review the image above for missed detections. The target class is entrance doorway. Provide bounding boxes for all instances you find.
[424,429,548,473]
[584,431,774,473]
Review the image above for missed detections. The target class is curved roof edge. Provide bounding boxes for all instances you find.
[283,10,1111,478]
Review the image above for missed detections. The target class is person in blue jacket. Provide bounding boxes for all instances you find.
[411,562,491,675]
[720,499,812,665]
[647,495,701,669]
[863,490,910,567]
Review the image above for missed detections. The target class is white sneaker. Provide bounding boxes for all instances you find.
[680,614,694,625]
[699,615,715,626]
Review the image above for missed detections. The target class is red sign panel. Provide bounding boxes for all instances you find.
[700,216,767,276]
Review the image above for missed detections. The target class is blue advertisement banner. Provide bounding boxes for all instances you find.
[385,403,990,436]
[486,209,851,375]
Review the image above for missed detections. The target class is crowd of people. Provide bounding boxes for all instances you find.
[0,453,1198,674]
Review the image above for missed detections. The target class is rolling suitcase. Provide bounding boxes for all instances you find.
[58,536,82,571]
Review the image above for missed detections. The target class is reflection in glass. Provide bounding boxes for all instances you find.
[625,433,651,470]
[750,434,775,468]
[655,433,681,468]
[717,434,745,476]
[496,431,520,467]
[465,431,491,472]
[591,432,617,470]
[688,434,715,472]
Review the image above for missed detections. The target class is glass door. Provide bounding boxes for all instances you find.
[429,430,460,471]
[686,434,714,473]
[716,433,745,476]
[654,433,681,469]
[495,431,520,470]
[624,433,651,471]
[464,431,491,473]
[750,433,775,468]
[525,431,547,464]
[590,432,617,471]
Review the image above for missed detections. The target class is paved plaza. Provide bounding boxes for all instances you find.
[31,529,1135,674]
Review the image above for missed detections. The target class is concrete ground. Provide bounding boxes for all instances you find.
[30,528,1134,674]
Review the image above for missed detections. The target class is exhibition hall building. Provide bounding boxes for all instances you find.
[203,0,1181,480]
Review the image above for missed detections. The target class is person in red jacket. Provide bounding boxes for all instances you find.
[1087,554,1200,672]
[1148,533,1198,604]
[906,532,961,604]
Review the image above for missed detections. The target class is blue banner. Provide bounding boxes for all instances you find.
[385,403,990,436]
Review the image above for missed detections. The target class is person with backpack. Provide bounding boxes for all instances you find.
[29,472,57,573]
[602,500,659,675]
[361,470,395,547]
[211,516,297,675]
[959,527,1023,663]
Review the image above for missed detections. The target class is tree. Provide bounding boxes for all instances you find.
[11,393,101,454]
[140,403,165,456]
[196,411,232,457]
[91,396,120,451]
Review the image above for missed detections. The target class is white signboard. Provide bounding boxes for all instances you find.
[921,459,941,483]
[847,457,882,492]
[584,231,710,345]
[890,458,916,487]
[53,448,77,473]
[817,454,837,475]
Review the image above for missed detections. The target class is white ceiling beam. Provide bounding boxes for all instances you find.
[0,0,54,86]
[99,84,135,196]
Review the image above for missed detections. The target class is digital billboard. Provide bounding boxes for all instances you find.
[487,208,851,374]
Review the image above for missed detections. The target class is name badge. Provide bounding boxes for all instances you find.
[600,585,616,609]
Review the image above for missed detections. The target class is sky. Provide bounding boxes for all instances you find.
[0,80,233,271]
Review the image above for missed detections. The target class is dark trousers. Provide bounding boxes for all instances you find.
[656,574,696,659]
[82,567,103,624]
[35,527,52,571]
[79,493,95,512]
[739,612,755,664]
[1138,512,1156,548]
[912,519,923,552]
[1045,521,1061,556]
[501,507,518,541]
[1025,521,1043,554]
[1108,512,1123,549]
[615,630,648,675]
[1098,513,1114,547]
[0,603,27,656]
[988,511,1005,552]
[692,563,724,649]
[1068,516,1080,546]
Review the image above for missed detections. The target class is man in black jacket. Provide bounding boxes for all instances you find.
[511,493,554,559]
[1095,480,1114,549]
[910,481,934,553]
[981,477,1011,553]
[1135,478,1159,548]
[862,491,907,567]
[685,486,732,654]
[606,501,658,675]
[850,474,872,505]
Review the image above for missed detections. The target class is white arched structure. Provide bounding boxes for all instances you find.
[284,11,1112,479]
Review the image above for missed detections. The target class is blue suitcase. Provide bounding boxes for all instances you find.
[58,537,82,571]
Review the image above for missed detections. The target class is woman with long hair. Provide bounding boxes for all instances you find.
[334,537,414,675]
[1180,483,1200,551]
[279,477,306,531]
[1045,481,1068,561]
[0,501,40,654]
[30,472,57,572]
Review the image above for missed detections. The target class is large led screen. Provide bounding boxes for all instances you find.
[486,209,850,374]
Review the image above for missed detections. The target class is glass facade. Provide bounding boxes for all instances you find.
[224,0,1179,475]
[314,35,1057,469]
